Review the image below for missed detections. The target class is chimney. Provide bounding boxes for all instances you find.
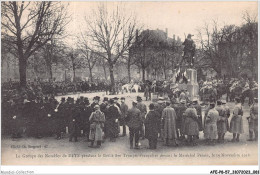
[165,28,168,38]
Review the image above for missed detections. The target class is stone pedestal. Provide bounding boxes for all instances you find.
[186,69,199,101]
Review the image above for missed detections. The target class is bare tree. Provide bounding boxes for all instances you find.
[1,1,69,87]
[82,3,138,94]
[66,49,84,82]
[80,49,99,83]
[41,39,66,80]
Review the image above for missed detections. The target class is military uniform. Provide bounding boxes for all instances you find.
[248,103,258,141]
[120,101,128,136]
[136,99,147,139]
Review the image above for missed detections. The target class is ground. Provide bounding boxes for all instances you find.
[1,92,258,165]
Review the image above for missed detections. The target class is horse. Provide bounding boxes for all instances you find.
[130,84,141,93]
[122,84,131,93]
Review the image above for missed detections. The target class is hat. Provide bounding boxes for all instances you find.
[109,98,114,104]
[180,99,186,104]
[113,97,119,100]
[94,96,100,100]
[121,97,125,100]
[61,97,66,101]
[94,105,100,109]
[192,98,199,102]
[24,99,30,103]
[103,97,108,102]
[158,97,164,100]
[221,100,227,104]
[210,102,215,105]
[132,100,137,104]
[137,96,142,101]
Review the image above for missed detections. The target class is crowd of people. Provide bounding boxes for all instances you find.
[2,88,258,149]
[2,80,111,97]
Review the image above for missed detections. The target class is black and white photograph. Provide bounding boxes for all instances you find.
[0,1,259,173]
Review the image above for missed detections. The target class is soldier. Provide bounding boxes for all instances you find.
[247,98,258,141]
[154,97,166,140]
[120,97,128,137]
[204,102,219,145]
[193,98,203,138]
[136,96,147,140]
[126,100,142,149]
[174,99,187,140]
[162,101,178,146]
[215,100,226,142]
[89,105,105,148]
[229,97,244,142]
[183,102,199,146]
[113,97,121,136]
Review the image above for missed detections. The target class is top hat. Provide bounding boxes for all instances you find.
[103,97,109,102]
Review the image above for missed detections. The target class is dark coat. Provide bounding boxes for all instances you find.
[105,105,120,137]
[126,107,142,129]
[145,110,160,139]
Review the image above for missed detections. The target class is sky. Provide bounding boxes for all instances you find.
[65,1,258,45]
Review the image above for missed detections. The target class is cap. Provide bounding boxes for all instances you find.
[180,99,186,104]
[103,97,108,102]
[158,97,164,100]
[132,100,138,104]
[94,105,100,109]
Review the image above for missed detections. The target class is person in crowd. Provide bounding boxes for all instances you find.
[105,99,120,142]
[126,100,142,149]
[136,96,147,140]
[215,100,226,142]
[221,100,230,141]
[10,98,22,139]
[183,102,199,146]
[113,97,121,108]
[82,98,92,141]
[162,101,178,146]
[144,84,150,101]
[89,105,105,148]
[174,99,187,140]
[120,97,128,137]
[144,103,160,149]
[229,97,244,142]
[56,97,66,140]
[100,97,109,113]
[192,98,203,137]
[247,98,258,141]
[91,96,100,110]
[69,98,80,142]
[154,97,165,140]
[204,102,219,145]
[113,97,121,136]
